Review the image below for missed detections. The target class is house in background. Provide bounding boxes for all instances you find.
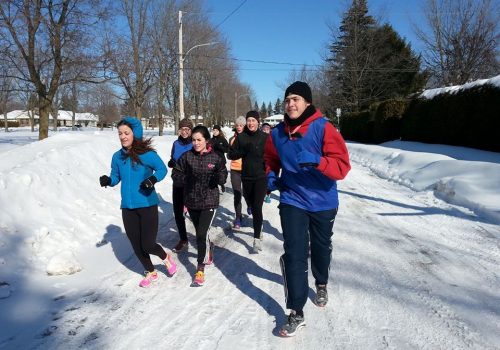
[3,110,98,127]
[264,114,284,127]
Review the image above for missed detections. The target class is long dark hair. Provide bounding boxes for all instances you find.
[117,119,155,165]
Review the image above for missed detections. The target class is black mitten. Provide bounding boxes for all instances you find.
[208,175,218,189]
[99,175,111,187]
[167,159,176,168]
[140,176,157,190]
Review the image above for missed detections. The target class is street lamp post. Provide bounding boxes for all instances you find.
[235,92,250,119]
[178,10,218,132]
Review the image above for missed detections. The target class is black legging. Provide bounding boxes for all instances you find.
[231,170,243,220]
[187,208,215,265]
[242,177,267,239]
[172,185,187,241]
[122,205,167,272]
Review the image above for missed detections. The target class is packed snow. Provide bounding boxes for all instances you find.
[419,74,500,99]
[0,127,498,349]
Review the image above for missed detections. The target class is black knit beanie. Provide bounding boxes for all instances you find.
[285,81,312,103]
[246,110,260,122]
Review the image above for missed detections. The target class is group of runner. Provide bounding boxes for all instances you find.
[100,81,351,337]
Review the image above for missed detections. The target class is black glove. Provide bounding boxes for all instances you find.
[140,175,157,190]
[208,174,218,189]
[99,175,111,187]
[167,159,176,168]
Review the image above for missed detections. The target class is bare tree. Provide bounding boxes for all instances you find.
[150,0,178,135]
[414,0,500,86]
[0,0,106,140]
[86,82,120,129]
[103,0,155,121]
[0,66,13,131]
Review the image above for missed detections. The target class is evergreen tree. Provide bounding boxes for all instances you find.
[253,101,259,112]
[329,0,376,112]
[274,98,282,114]
[369,24,426,99]
[259,102,268,118]
[328,0,426,111]
[267,102,273,116]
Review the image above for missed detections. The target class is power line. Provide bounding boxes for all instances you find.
[211,0,248,32]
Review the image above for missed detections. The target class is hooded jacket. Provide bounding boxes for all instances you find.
[109,149,167,209]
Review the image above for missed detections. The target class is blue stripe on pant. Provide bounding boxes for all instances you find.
[279,204,337,311]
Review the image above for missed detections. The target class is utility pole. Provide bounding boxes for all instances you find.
[235,92,250,119]
[177,10,183,133]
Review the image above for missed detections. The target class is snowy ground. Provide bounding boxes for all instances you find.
[0,127,499,349]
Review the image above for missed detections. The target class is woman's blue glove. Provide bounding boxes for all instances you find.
[297,150,320,168]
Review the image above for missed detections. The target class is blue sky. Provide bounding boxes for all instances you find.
[204,0,424,105]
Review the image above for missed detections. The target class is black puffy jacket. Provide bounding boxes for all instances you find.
[227,127,268,181]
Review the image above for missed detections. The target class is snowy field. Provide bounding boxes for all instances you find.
[0,127,499,349]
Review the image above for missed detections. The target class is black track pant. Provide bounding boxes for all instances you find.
[242,177,267,239]
[230,170,243,220]
[122,205,167,272]
[188,208,215,265]
[172,185,188,241]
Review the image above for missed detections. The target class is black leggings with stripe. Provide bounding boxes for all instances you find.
[188,208,216,265]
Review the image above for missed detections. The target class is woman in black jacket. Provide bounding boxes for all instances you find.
[209,125,229,193]
[172,125,228,286]
[227,111,269,253]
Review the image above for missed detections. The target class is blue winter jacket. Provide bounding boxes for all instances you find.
[171,136,193,161]
[271,117,339,211]
[108,149,167,209]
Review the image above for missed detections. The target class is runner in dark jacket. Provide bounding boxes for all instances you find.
[227,110,269,253]
[209,125,229,193]
[172,125,228,286]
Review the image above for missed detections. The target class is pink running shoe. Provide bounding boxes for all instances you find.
[163,254,177,276]
[205,243,214,265]
[192,270,205,286]
[139,270,158,288]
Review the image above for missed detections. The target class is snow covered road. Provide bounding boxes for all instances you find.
[0,131,498,349]
[19,160,499,350]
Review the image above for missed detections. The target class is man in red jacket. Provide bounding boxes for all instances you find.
[264,81,351,337]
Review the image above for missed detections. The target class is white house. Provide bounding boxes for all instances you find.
[2,110,99,127]
[264,114,284,127]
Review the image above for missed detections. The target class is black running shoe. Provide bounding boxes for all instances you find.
[315,285,328,307]
[173,240,188,253]
[279,312,306,337]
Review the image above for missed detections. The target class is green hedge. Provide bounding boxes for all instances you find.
[373,99,407,143]
[401,84,500,152]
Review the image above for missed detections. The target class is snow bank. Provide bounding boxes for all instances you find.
[347,141,500,223]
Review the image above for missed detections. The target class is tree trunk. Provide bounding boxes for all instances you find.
[28,110,35,132]
[38,97,51,140]
[3,111,8,132]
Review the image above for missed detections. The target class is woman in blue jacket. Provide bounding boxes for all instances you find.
[100,117,177,288]
[167,118,194,252]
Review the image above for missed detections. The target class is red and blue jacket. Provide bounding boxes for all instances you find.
[264,109,350,211]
